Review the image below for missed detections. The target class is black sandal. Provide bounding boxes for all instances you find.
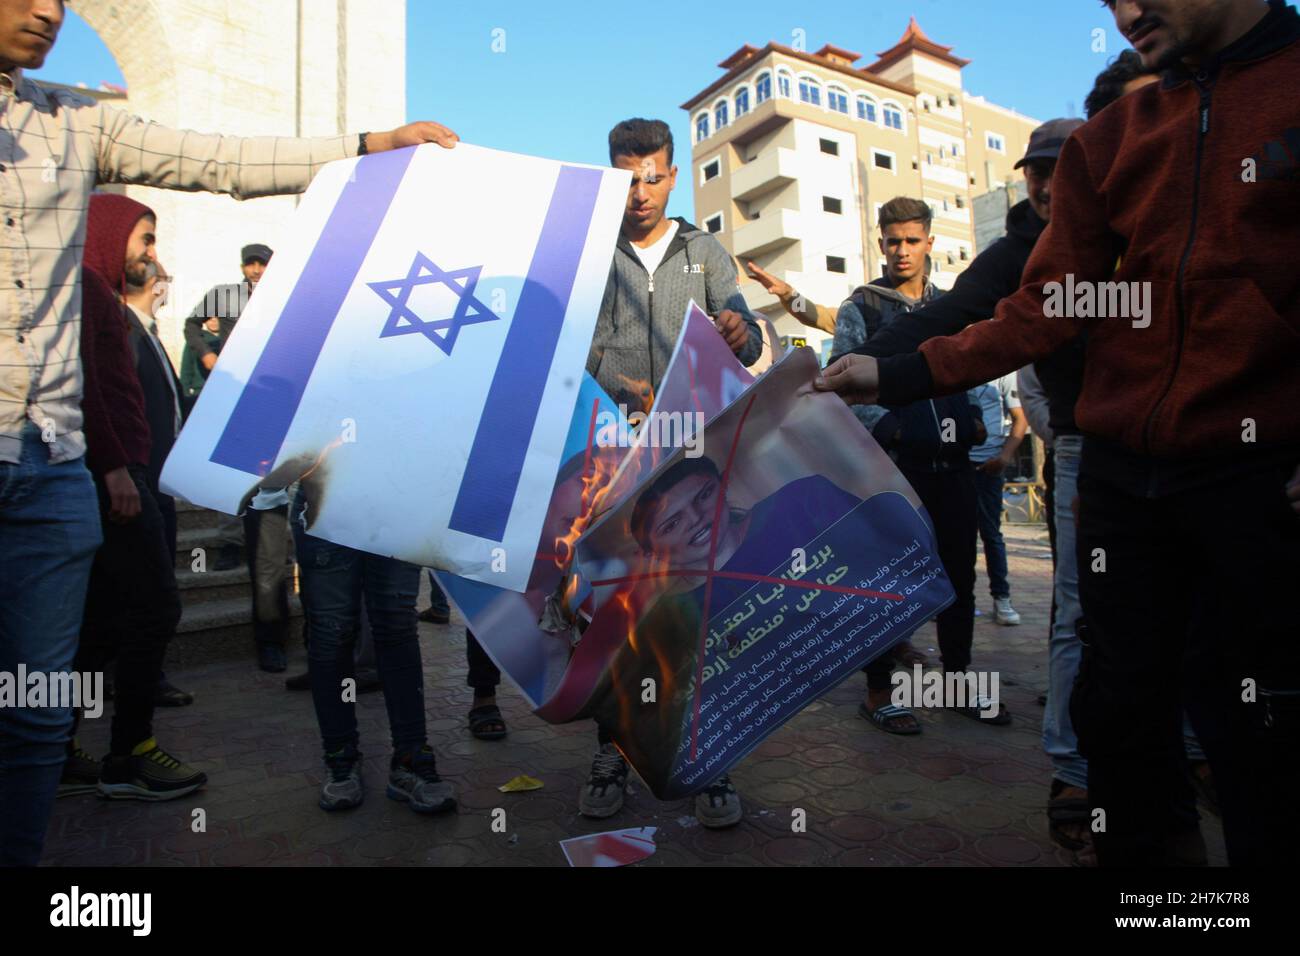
[858,701,922,735]
[468,704,508,741]
[1048,779,1091,852]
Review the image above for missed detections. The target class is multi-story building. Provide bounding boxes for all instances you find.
[681,18,1041,354]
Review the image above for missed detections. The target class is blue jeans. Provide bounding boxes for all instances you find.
[291,495,426,756]
[0,424,102,866]
[1043,435,1086,790]
[973,466,1010,599]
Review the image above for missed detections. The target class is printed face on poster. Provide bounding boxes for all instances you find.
[566,349,953,799]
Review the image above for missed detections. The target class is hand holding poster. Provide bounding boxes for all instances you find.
[561,347,954,799]
[161,143,629,592]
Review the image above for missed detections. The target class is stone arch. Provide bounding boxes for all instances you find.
[73,0,182,127]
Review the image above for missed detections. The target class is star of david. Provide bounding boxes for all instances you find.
[368,252,498,355]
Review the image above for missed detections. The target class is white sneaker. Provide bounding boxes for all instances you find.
[994,597,1021,626]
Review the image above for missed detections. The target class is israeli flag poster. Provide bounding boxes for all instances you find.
[161,143,631,592]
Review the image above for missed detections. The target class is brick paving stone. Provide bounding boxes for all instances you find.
[39,526,1228,867]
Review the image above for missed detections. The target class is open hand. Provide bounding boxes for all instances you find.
[744,261,792,299]
[815,354,879,405]
[104,467,141,524]
[369,122,459,152]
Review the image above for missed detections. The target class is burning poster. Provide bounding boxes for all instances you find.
[161,143,629,591]
[440,303,755,709]
[554,348,955,799]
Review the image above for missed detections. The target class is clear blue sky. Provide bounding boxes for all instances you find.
[36,1,1130,219]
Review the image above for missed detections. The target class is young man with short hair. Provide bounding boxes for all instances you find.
[830,197,998,734]
[579,118,762,828]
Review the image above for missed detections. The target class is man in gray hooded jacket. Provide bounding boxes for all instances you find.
[579,118,762,829]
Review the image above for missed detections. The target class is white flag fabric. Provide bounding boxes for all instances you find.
[161,143,630,592]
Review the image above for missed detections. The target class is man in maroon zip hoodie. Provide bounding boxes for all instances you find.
[818,0,1300,867]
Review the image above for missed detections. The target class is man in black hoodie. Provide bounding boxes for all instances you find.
[827,197,996,733]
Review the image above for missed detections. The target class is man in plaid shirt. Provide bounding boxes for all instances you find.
[0,0,458,866]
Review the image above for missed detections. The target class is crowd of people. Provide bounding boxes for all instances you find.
[1,0,1296,870]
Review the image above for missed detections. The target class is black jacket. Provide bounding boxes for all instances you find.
[126,307,182,493]
[830,277,979,473]
[855,200,1086,437]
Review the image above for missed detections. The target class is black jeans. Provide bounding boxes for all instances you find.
[1073,459,1300,866]
[77,466,181,755]
[466,629,500,696]
[244,505,290,650]
[903,465,978,674]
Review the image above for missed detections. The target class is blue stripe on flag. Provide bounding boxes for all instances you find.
[448,165,603,541]
[210,149,415,476]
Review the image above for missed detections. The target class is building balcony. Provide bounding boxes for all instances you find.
[732,207,801,258]
[730,147,798,203]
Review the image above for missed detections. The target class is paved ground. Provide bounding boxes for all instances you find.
[42,524,1226,867]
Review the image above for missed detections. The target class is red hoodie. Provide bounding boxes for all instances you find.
[84,192,156,292]
[879,0,1300,476]
[80,267,150,478]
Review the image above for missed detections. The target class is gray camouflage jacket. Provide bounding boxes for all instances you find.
[586,217,762,413]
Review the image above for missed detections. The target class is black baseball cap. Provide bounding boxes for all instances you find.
[241,243,273,265]
[1014,118,1085,170]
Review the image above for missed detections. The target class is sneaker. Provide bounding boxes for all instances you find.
[97,738,207,801]
[319,746,364,811]
[579,743,628,819]
[418,606,450,624]
[993,597,1021,626]
[694,774,743,829]
[154,678,193,707]
[58,745,101,797]
[257,643,287,673]
[387,745,456,814]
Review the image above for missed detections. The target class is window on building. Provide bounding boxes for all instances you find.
[704,213,723,234]
[695,113,709,143]
[883,104,904,130]
[735,87,750,118]
[986,132,1006,153]
[822,196,842,214]
[701,158,720,183]
[947,252,956,265]
[828,87,848,114]
[826,255,846,274]
[756,72,772,103]
[960,247,969,261]
[956,195,965,209]
[926,152,933,165]
[798,75,822,107]
[948,93,958,107]
[941,197,949,211]
[923,98,931,112]
[777,70,792,98]
[819,138,839,156]
[951,141,960,157]
[873,149,895,171]
[715,100,729,130]
[857,96,877,123]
